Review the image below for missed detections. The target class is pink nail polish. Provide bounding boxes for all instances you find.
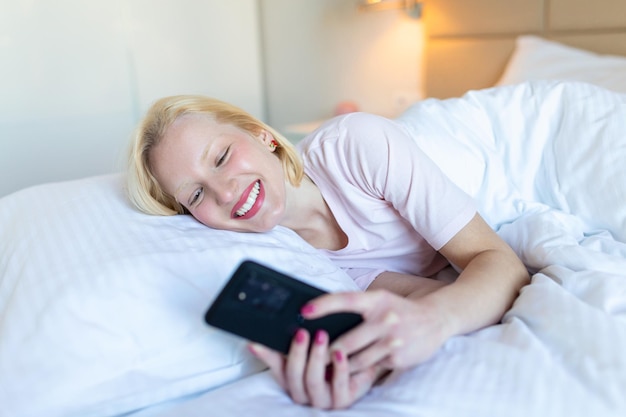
[295,328,307,344]
[301,304,315,316]
[333,350,344,362]
[315,330,326,345]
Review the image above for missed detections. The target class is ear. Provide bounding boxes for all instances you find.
[257,129,272,144]
[258,130,278,152]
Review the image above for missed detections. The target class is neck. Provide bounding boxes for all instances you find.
[280,176,347,251]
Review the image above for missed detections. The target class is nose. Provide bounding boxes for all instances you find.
[213,177,237,205]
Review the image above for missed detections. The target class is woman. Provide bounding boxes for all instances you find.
[127,96,529,409]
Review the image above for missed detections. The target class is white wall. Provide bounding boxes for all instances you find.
[0,0,425,197]
[0,0,264,197]
[260,0,424,134]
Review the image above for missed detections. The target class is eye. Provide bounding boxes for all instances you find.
[216,146,230,167]
[189,187,203,206]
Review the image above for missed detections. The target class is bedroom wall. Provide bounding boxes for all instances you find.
[260,0,424,137]
[0,0,424,197]
[0,0,264,197]
[422,0,626,98]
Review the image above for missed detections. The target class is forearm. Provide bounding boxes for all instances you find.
[301,214,530,373]
[416,248,530,339]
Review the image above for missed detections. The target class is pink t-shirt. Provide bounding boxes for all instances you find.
[298,113,476,290]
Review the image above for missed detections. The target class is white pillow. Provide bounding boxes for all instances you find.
[496,35,626,93]
[0,174,359,417]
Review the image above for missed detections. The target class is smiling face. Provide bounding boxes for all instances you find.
[150,114,287,232]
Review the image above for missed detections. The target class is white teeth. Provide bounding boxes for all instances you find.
[235,181,260,217]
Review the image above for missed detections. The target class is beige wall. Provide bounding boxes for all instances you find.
[422,0,626,98]
[260,0,425,134]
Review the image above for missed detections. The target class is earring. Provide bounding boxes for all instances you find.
[269,139,278,151]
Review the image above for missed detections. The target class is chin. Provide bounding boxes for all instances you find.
[232,221,276,234]
[235,208,283,233]
[252,222,278,233]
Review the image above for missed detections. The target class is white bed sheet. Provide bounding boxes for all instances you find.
[132,81,626,417]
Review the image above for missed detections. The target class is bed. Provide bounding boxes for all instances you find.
[1,1,626,417]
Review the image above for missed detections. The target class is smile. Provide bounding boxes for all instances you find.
[234,180,261,217]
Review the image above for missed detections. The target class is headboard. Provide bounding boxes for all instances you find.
[422,0,626,98]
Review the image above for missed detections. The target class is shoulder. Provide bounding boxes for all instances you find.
[324,112,406,140]
[299,113,425,196]
[299,113,409,160]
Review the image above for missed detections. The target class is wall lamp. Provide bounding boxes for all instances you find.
[358,0,423,19]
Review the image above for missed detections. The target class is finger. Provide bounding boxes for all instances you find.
[330,349,351,409]
[285,328,310,405]
[300,292,371,319]
[332,364,382,410]
[248,343,287,389]
[349,365,387,401]
[305,330,332,409]
[329,310,402,368]
[347,336,405,373]
[300,290,389,319]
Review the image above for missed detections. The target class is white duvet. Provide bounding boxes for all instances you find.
[136,81,626,417]
[1,81,625,417]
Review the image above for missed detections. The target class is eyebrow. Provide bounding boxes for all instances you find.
[173,181,191,206]
[200,141,213,165]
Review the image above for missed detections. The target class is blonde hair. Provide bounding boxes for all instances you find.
[127,95,304,215]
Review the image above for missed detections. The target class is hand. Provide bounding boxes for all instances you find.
[301,289,450,374]
[248,328,386,409]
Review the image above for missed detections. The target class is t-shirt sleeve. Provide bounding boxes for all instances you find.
[308,113,477,250]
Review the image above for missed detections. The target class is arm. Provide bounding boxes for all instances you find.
[248,212,528,410]
[425,213,529,337]
[305,213,529,371]
[370,213,528,335]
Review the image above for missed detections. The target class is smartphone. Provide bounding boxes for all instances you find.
[204,260,363,354]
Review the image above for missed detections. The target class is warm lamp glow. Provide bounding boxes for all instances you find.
[358,0,422,18]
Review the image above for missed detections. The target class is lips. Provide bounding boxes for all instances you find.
[232,180,264,219]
